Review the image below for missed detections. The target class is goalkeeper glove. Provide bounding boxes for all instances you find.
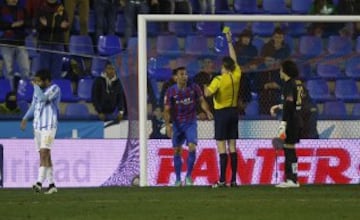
[278,121,287,140]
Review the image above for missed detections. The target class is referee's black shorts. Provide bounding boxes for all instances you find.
[214,107,238,140]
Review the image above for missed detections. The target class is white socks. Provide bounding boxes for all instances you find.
[37,166,54,185]
[37,166,46,183]
[46,167,54,185]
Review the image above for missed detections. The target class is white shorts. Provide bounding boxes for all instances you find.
[34,129,57,151]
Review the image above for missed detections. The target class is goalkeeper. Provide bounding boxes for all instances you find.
[275,60,304,188]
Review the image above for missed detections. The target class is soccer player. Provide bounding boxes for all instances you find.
[275,60,303,188]
[204,30,241,187]
[20,69,61,194]
[163,66,213,186]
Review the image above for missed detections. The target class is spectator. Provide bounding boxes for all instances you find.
[0,0,31,91]
[94,0,120,42]
[193,58,216,120]
[253,28,290,115]
[337,0,360,14]
[308,0,339,37]
[91,61,126,122]
[63,0,89,45]
[36,0,69,79]
[121,0,153,49]
[0,91,21,115]
[170,0,192,14]
[199,0,215,14]
[159,69,177,109]
[149,106,168,139]
[309,0,336,14]
[234,29,258,68]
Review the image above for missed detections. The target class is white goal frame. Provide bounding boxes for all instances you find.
[138,14,360,187]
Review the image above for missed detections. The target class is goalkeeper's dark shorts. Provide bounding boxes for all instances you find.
[214,107,238,140]
[285,117,301,145]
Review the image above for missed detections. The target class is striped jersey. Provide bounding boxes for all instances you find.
[23,84,61,130]
[164,83,202,124]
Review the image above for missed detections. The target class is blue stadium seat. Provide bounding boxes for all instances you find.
[149,67,172,82]
[215,0,232,14]
[156,35,181,57]
[184,35,212,57]
[69,35,95,55]
[168,22,195,37]
[64,103,92,119]
[316,63,342,80]
[245,100,259,116]
[148,22,161,37]
[223,22,248,35]
[77,78,94,102]
[306,79,334,102]
[327,35,353,57]
[196,22,222,37]
[299,35,323,58]
[322,100,347,119]
[356,36,360,53]
[25,35,38,59]
[30,55,42,75]
[334,79,360,102]
[233,0,260,14]
[115,13,126,35]
[351,103,360,116]
[291,0,313,14]
[97,35,122,56]
[252,22,275,37]
[345,56,360,79]
[263,0,289,14]
[297,62,313,79]
[186,60,201,78]
[286,22,307,37]
[52,79,79,102]
[17,79,33,102]
[0,78,12,102]
[91,57,107,77]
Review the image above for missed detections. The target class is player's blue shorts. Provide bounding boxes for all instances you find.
[172,121,197,147]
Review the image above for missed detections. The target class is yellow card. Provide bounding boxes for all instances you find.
[222,26,230,34]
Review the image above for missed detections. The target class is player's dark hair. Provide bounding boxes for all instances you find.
[35,69,52,81]
[174,66,186,75]
[222,56,236,72]
[281,60,299,78]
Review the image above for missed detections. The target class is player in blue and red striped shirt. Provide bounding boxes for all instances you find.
[164,67,213,186]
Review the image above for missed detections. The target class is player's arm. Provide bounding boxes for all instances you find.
[163,89,173,137]
[21,99,35,131]
[34,84,60,102]
[199,96,213,120]
[204,76,220,97]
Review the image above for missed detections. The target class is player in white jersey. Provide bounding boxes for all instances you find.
[20,69,61,194]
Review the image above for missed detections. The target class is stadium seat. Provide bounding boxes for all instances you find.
[215,0,232,14]
[16,79,33,102]
[63,103,92,119]
[322,100,347,119]
[233,0,260,14]
[316,63,342,80]
[251,22,275,37]
[149,67,172,82]
[334,79,360,102]
[97,35,122,56]
[30,55,42,75]
[244,100,259,116]
[327,35,353,57]
[25,35,38,59]
[196,22,222,37]
[147,22,161,37]
[262,0,289,14]
[356,36,360,53]
[351,103,360,116]
[299,35,323,58]
[156,34,181,57]
[306,79,334,102]
[184,35,212,57]
[77,78,94,102]
[0,78,12,102]
[291,0,313,14]
[52,79,79,102]
[168,22,195,37]
[186,60,201,78]
[223,22,248,35]
[286,22,307,37]
[69,35,95,55]
[345,56,360,79]
[91,57,108,77]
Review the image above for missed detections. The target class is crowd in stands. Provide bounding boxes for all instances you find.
[1,0,360,132]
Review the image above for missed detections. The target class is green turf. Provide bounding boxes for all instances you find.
[0,185,359,220]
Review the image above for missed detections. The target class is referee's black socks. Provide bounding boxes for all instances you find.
[230,152,237,183]
[219,153,227,183]
[284,148,298,183]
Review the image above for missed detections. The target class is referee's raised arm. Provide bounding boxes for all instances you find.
[225,31,238,66]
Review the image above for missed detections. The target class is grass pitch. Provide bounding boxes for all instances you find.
[0,185,359,220]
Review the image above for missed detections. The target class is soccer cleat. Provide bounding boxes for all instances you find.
[230,181,238,187]
[44,184,58,194]
[275,179,300,188]
[211,181,226,188]
[32,182,42,193]
[185,177,193,186]
[174,180,182,187]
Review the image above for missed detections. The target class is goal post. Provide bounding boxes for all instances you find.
[138,14,360,187]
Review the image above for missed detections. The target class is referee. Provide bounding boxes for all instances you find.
[204,30,241,187]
